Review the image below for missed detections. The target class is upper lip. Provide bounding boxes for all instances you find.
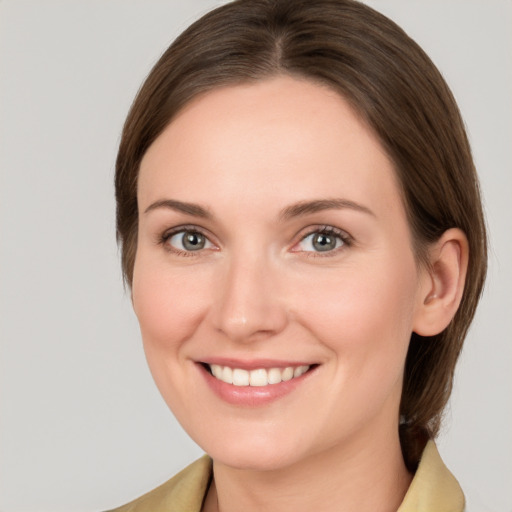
[197,357,317,370]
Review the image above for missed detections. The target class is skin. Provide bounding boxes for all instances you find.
[132,76,467,512]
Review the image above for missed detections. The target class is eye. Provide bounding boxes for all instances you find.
[163,229,215,253]
[294,227,349,254]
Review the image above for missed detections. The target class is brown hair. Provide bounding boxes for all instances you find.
[115,0,487,470]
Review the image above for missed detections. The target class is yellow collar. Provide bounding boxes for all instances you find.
[109,441,464,512]
[398,440,464,512]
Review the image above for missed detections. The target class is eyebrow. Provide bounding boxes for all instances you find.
[143,197,375,221]
[144,199,212,219]
[279,198,375,220]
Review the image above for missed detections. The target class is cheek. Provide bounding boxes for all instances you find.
[290,258,420,432]
[131,254,216,420]
[293,256,419,373]
[132,256,212,354]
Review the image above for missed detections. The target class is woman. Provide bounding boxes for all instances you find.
[110,0,487,510]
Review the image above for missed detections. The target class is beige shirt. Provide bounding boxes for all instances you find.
[107,441,464,512]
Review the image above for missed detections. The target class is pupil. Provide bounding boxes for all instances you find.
[183,232,205,250]
[313,233,335,251]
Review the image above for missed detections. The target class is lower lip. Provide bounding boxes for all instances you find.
[197,364,316,406]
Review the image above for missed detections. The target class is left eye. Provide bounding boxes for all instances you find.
[166,230,214,252]
[296,230,346,253]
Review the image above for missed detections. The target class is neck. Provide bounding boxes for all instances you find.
[203,424,412,512]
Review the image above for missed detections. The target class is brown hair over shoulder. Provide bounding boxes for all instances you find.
[115,0,487,470]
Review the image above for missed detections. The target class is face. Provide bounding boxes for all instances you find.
[133,76,429,471]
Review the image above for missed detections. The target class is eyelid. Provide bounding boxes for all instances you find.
[158,224,218,254]
[291,225,353,255]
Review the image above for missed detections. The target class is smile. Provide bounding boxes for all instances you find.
[198,360,318,406]
[208,364,311,387]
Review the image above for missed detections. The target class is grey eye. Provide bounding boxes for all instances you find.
[182,232,205,250]
[297,231,345,252]
[168,230,212,251]
[312,233,338,251]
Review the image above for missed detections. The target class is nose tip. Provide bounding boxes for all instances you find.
[217,309,283,344]
[211,258,288,343]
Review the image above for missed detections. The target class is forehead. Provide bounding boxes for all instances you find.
[138,76,402,219]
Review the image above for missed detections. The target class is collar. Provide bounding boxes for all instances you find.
[397,440,465,512]
[109,441,464,512]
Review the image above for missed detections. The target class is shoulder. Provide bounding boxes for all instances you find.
[398,441,465,512]
[105,455,212,512]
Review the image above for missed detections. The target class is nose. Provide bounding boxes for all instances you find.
[211,253,288,344]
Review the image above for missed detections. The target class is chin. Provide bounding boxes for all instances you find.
[212,446,300,472]
[193,427,305,471]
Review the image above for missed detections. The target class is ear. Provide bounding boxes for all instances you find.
[413,228,469,336]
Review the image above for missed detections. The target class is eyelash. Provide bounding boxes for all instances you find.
[158,225,215,257]
[158,224,353,257]
[294,225,353,258]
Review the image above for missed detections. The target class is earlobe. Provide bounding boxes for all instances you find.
[413,228,469,337]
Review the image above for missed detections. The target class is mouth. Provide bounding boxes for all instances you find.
[201,362,317,387]
[197,359,319,406]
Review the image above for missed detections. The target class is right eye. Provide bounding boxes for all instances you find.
[163,229,215,253]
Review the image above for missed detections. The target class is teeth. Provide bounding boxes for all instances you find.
[221,366,233,384]
[232,368,249,386]
[267,368,282,385]
[294,365,309,378]
[249,369,268,387]
[211,364,222,379]
[208,364,311,386]
[282,367,294,381]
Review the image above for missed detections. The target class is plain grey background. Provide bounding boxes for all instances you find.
[0,1,510,511]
